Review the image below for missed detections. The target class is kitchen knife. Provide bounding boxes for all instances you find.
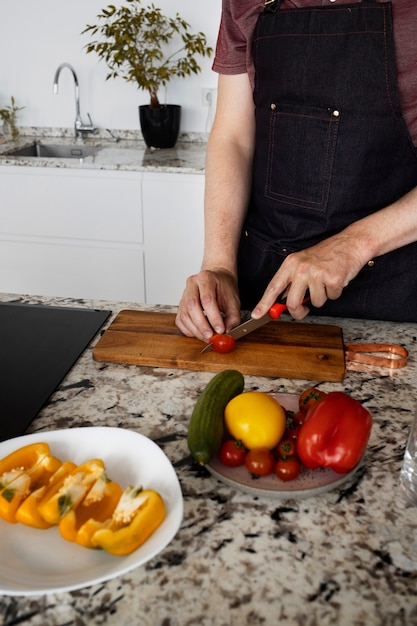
[201,301,304,353]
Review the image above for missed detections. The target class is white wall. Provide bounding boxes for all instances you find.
[0,0,221,133]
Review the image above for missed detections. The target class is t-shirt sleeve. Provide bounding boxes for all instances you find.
[212,1,250,75]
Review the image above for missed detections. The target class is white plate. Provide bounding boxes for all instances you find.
[207,393,361,499]
[0,427,183,596]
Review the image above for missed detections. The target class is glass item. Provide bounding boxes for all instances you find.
[400,404,417,505]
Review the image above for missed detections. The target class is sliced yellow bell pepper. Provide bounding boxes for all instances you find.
[0,442,62,524]
[0,442,51,475]
[59,479,122,548]
[91,486,166,556]
[0,470,31,523]
[37,459,106,525]
[0,444,166,558]
[15,460,77,529]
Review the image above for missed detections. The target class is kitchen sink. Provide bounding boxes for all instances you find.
[7,142,100,159]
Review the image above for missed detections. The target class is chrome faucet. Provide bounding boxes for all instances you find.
[53,63,97,139]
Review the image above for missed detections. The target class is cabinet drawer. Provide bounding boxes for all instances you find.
[0,239,145,301]
[1,167,143,244]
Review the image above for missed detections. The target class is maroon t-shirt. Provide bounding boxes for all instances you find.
[213,0,417,145]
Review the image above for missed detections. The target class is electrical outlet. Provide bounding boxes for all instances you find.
[202,88,216,107]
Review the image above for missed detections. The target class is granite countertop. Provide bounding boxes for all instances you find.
[1,293,417,626]
[0,128,207,174]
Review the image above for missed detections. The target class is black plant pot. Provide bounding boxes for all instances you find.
[139,104,181,149]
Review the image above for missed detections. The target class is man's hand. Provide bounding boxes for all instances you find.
[251,232,368,319]
[175,269,241,342]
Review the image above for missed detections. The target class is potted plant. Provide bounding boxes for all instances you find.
[83,0,213,148]
[0,96,25,143]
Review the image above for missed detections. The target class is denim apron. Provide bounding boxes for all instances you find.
[237,0,417,321]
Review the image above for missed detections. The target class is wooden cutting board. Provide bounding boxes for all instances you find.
[93,310,346,381]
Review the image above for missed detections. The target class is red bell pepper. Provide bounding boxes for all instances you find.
[296,391,372,474]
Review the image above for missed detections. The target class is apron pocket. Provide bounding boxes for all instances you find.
[265,103,340,212]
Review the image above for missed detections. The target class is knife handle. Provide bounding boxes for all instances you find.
[269,297,310,319]
[269,303,287,319]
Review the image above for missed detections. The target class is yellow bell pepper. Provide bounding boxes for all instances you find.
[0,470,31,523]
[15,460,77,529]
[59,479,122,548]
[0,442,51,475]
[37,459,106,525]
[91,486,166,556]
[0,442,62,524]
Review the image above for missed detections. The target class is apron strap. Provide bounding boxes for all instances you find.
[265,0,280,11]
[265,0,378,5]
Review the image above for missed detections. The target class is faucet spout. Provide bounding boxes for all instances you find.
[53,63,96,139]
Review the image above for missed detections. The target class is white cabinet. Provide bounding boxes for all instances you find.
[0,166,145,301]
[142,172,204,305]
[0,165,205,304]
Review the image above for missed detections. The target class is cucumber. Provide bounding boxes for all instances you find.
[187,369,245,465]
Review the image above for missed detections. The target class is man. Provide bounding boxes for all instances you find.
[176,0,417,343]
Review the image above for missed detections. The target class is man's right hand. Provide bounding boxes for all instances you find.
[175,268,241,343]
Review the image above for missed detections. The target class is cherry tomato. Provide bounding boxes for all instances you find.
[299,387,327,412]
[245,448,275,477]
[209,333,236,354]
[219,440,246,467]
[285,422,301,440]
[275,438,297,460]
[284,410,303,439]
[275,458,301,482]
[294,410,309,426]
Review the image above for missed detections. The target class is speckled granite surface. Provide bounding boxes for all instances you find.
[1,293,417,626]
[0,128,207,174]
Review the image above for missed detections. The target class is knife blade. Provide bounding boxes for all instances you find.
[200,302,289,353]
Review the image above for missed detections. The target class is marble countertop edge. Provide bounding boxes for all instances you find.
[0,128,208,174]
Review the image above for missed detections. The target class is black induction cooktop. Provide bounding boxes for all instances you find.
[0,302,111,442]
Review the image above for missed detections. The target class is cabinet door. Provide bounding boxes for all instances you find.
[142,173,204,305]
[0,166,145,301]
[0,240,145,302]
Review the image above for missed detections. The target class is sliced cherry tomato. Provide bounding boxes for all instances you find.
[275,458,301,482]
[209,333,236,354]
[275,438,297,460]
[245,448,275,477]
[299,387,327,412]
[219,440,246,467]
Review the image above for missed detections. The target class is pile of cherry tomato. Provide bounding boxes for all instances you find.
[218,387,327,481]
